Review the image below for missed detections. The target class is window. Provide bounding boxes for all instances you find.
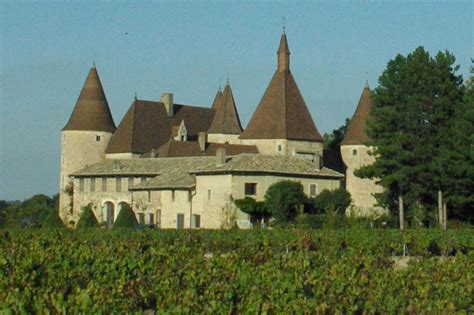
[171,190,175,201]
[245,183,257,195]
[79,178,84,192]
[156,209,161,228]
[102,177,107,192]
[207,189,211,201]
[96,135,101,142]
[116,177,122,192]
[309,184,318,198]
[147,190,151,202]
[177,213,185,229]
[128,177,134,188]
[352,149,358,156]
[138,213,145,225]
[278,144,282,152]
[90,178,95,192]
[296,152,315,162]
[188,191,192,202]
[148,213,155,225]
[192,214,201,228]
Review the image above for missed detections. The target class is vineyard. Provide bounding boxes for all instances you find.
[1,228,473,313]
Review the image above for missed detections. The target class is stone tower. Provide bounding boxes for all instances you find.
[59,65,116,222]
[207,82,243,144]
[240,31,324,161]
[340,83,384,216]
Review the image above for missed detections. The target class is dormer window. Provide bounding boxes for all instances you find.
[173,120,188,141]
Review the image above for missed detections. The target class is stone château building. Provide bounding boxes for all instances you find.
[60,31,379,228]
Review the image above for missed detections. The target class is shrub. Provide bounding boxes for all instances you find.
[312,188,351,214]
[113,203,138,229]
[234,197,270,227]
[265,181,306,224]
[76,205,99,229]
[42,208,65,229]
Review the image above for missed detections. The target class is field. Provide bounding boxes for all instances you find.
[1,228,473,313]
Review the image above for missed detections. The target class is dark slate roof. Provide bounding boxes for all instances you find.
[105,100,215,154]
[63,67,116,132]
[141,140,258,158]
[341,84,373,145]
[208,83,243,134]
[240,33,323,142]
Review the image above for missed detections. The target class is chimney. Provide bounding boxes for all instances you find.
[216,148,226,165]
[198,132,207,152]
[160,92,174,117]
[150,148,157,158]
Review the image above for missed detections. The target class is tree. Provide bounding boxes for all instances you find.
[234,197,270,227]
[312,188,351,214]
[264,181,306,224]
[76,205,99,229]
[42,208,65,228]
[113,203,138,228]
[323,118,350,151]
[356,47,467,225]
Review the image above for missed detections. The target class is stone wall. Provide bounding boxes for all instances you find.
[340,145,386,216]
[60,130,112,222]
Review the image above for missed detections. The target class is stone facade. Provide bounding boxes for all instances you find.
[340,145,385,216]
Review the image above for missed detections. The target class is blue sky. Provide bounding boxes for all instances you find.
[0,1,472,200]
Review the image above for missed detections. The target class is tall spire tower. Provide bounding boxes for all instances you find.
[59,65,116,222]
[240,31,324,160]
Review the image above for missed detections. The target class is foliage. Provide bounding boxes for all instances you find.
[234,197,270,227]
[323,118,350,151]
[310,188,352,214]
[41,208,65,229]
[0,194,56,228]
[356,47,470,221]
[264,181,306,224]
[113,203,138,229]
[0,228,473,313]
[76,205,99,229]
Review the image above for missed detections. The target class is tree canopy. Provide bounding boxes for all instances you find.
[356,47,472,222]
[113,203,138,229]
[76,205,99,229]
[264,181,306,224]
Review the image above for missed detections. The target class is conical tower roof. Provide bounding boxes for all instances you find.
[208,82,243,134]
[240,33,323,142]
[211,87,223,109]
[63,66,116,132]
[341,83,373,145]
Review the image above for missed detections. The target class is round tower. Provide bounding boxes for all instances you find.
[59,65,116,222]
[340,82,384,217]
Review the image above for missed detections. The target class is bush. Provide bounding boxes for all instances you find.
[234,197,270,227]
[76,205,99,229]
[113,203,138,229]
[265,181,306,224]
[42,208,65,229]
[311,188,351,214]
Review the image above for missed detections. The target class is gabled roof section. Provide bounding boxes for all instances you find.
[208,83,243,134]
[105,100,215,154]
[63,66,116,132]
[240,33,323,142]
[341,84,373,145]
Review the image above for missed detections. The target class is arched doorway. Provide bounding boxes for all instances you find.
[104,202,114,229]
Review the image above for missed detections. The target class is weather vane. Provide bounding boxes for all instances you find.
[282,16,286,33]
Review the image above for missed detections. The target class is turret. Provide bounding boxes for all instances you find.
[240,31,324,160]
[59,64,116,222]
[340,82,384,216]
[207,82,243,144]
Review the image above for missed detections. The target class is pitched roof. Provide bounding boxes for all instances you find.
[341,84,373,145]
[141,140,258,158]
[191,154,343,178]
[105,100,215,154]
[63,66,116,132]
[240,33,323,142]
[211,88,223,109]
[208,83,243,134]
